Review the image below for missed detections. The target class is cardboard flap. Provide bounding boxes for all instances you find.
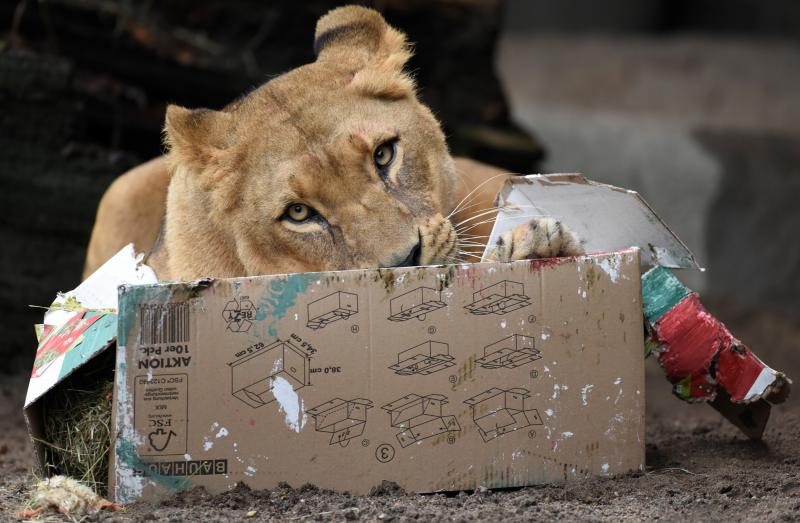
[24,311,117,408]
[45,243,158,327]
[484,174,701,270]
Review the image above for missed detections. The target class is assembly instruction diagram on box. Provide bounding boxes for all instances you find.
[476,334,541,369]
[307,397,373,447]
[307,291,358,330]
[464,387,543,442]
[112,247,647,501]
[381,393,461,448]
[388,340,455,376]
[387,287,447,322]
[464,280,531,316]
[228,339,310,408]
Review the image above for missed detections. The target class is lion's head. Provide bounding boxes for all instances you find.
[162,6,462,279]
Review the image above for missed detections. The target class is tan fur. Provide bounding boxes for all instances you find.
[84,156,169,276]
[84,7,581,281]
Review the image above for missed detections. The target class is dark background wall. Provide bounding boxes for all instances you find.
[2,0,799,373]
[505,0,800,35]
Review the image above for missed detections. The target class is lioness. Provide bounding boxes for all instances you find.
[84,6,581,280]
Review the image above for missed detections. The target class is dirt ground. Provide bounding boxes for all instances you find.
[1,304,798,522]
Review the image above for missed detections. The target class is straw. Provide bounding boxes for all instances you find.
[39,380,114,496]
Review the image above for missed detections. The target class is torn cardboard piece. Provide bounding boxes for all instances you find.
[24,244,157,477]
[642,266,791,438]
[485,174,701,270]
[110,249,645,502]
[44,244,157,328]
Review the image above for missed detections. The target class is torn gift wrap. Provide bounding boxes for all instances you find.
[489,174,791,439]
[642,266,790,438]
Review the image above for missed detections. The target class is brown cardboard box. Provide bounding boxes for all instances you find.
[110,248,645,502]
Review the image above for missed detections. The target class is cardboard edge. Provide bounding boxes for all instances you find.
[632,249,647,473]
[108,344,121,501]
[709,392,771,440]
[626,192,703,271]
[23,402,47,478]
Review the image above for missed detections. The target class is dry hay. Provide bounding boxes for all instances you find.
[38,379,114,496]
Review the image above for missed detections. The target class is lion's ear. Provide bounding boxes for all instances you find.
[314,6,415,99]
[164,105,234,174]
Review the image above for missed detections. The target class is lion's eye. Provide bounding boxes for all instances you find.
[283,203,316,223]
[373,140,396,170]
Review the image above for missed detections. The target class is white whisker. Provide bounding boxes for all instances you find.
[456,218,500,234]
[447,172,513,219]
[449,200,501,220]
[452,208,502,229]
[451,206,551,234]
[456,212,548,236]
[456,234,490,240]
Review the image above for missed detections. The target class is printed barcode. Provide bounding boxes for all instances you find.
[138,303,190,345]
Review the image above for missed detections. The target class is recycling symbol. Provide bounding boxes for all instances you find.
[148,428,177,452]
[222,297,257,333]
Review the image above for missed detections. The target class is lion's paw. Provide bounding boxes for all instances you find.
[484,218,583,262]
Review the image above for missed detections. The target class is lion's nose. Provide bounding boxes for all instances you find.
[393,241,422,267]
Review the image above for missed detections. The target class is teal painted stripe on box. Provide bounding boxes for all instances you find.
[641,266,690,325]
[255,272,318,337]
[59,312,118,380]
